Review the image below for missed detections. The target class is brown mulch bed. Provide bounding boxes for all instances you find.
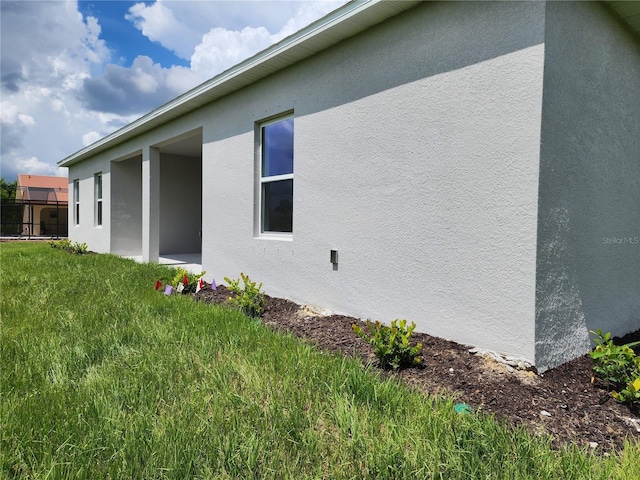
[195,285,640,451]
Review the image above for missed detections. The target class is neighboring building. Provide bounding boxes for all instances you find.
[58,1,639,371]
[16,174,68,237]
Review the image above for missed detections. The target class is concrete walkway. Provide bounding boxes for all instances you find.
[126,252,207,279]
[158,253,203,274]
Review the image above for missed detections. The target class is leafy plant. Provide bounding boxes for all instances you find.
[612,377,640,404]
[49,239,87,254]
[590,329,640,405]
[49,239,71,250]
[71,242,88,254]
[223,273,265,318]
[352,319,422,370]
[172,267,206,294]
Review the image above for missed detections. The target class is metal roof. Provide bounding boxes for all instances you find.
[59,0,639,168]
[59,0,419,167]
[16,186,68,204]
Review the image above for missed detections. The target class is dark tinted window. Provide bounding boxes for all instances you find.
[262,179,293,233]
[262,118,293,177]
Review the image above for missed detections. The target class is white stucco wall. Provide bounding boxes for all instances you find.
[68,159,111,252]
[159,154,201,254]
[202,1,546,362]
[70,126,205,257]
[63,0,640,369]
[111,155,142,256]
[535,2,640,371]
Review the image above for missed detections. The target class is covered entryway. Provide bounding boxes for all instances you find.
[111,154,143,256]
[157,130,203,257]
[158,253,202,274]
[110,130,202,263]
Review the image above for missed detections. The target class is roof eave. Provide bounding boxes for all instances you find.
[59,0,420,168]
[606,1,640,37]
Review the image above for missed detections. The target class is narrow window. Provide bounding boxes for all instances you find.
[94,173,102,226]
[260,117,293,234]
[73,179,80,225]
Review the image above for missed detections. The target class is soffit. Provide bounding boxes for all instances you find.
[606,1,640,36]
[59,0,419,168]
[59,0,640,169]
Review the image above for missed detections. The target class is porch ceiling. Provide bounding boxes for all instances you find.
[606,1,640,36]
[158,135,202,157]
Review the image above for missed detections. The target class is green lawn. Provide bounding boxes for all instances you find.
[1,242,638,479]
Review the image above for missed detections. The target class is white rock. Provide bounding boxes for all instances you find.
[540,410,552,417]
[589,442,598,449]
[621,416,640,433]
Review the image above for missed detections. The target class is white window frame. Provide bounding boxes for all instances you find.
[258,114,294,239]
[94,173,102,227]
[73,179,80,225]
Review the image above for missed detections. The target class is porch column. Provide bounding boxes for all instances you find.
[142,146,160,263]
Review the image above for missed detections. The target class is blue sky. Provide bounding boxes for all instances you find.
[0,0,347,181]
[77,2,189,69]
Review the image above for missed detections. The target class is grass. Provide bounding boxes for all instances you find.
[1,242,638,479]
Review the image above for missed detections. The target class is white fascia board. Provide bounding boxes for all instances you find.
[58,0,420,168]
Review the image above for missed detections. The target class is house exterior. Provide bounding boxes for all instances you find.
[16,174,68,237]
[59,1,639,372]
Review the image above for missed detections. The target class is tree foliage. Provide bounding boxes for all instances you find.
[1,178,17,200]
[1,178,21,234]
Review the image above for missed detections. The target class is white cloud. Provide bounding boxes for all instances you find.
[14,156,67,177]
[124,1,304,61]
[126,1,203,60]
[0,2,108,91]
[127,1,346,79]
[190,1,346,78]
[0,0,112,179]
[17,114,35,126]
[191,25,274,75]
[165,65,203,94]
[131,60,161,94]
[279,1,346,37]
[1,0,348,181]
[78,1,349,113]
[78,56,201,114]
[82,131,102,147]
[1,101,18,124]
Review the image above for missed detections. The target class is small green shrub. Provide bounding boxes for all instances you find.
[352,319,422,370]
[49,239,87,255]
[71,242,88,254]
[613,377,640,404]
[223,273,265,318]
[49,239,71,250]
[590,329,640,405]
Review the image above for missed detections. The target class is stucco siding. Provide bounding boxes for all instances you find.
[68,159,111,253]
[536,2,640,370]
[159,154,201,254]
[111,156,142,256]
[202,1,546,362]
[66,1,552,364]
